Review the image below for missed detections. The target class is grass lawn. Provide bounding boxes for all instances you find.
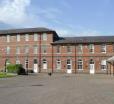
[0,72,16,78]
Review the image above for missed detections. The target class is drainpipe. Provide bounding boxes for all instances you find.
[39,34,41,73]
[75,45,76,74]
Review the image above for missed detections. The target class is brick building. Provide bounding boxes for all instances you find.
[0,27,114,74]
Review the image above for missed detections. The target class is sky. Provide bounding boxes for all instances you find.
[0,0,114,36]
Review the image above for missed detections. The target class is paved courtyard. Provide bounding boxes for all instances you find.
[0,74,114,104]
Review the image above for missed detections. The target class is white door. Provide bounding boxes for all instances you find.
[43,59,47,69]
[90,64,95,74]
[89,59,95,74]
[56,59,61,70]
[34,64,38,73]
[67,59,72,74]
[33,59,38,73]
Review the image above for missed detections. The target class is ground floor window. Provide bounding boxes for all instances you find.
[77,59,83,70]
[16,59,20,64]
[101,60,106,70]
[67,59,72,69]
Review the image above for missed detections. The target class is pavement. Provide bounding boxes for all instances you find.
[0,73,114,104]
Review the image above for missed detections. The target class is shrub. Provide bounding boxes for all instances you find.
[7,64,26,75]
[7,64,17,73]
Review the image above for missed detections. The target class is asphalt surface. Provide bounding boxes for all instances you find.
[0,74,114,104]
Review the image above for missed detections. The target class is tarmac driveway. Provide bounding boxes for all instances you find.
[0,74,114,104]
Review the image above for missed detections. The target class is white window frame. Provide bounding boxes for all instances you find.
[77,44,83,54]
[25,46,29,54]
[16,46,20,54]
[42,33,47,40]
[16,59,20,64]
[67,59,72,69]
[17,34,20,42]
[6,46,10,54]
[42,45,47,54]
[25,34,29,41]
[101,44,106,53]
[77,59,83,70]
[67,46,72,53]
[7,35,10,42]
[89,44,94,53]
[34,33,38,41]
[34,45,38,54]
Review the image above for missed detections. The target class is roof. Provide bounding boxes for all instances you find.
[52,36,114,44]
[0,27,55,35]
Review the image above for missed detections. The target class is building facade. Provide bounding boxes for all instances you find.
[0,27,114,74]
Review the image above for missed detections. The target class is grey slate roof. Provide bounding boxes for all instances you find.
[52,36,114,44]
[0,27,55,35]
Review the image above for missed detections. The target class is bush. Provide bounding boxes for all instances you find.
[7,64,26,75]
[7,64,18,73]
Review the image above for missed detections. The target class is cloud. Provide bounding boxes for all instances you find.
[0,0,31,25]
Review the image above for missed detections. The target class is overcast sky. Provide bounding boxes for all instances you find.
[0,0,114,36]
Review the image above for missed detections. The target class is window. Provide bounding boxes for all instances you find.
[42,33,47,40]
[77,59,83,70]
[34,45,38,54]
[88,44,94,53]
[6,46,10,54]
[16,34,20,42]
[25,34,29,41]
[42,45,47,53]
[67,59,72,69]
[6,35,10,42]
[16,59,20,64]
[16,46,20,54]
[56,46,60,53]
[34,33,38,41]
[25,46,29,54]
[67,46,72,53]
[101,60,106,70]
[101,44,106,53]
[77,44,83,54]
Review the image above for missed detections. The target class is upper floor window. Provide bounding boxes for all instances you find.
[101,44,106,53]
[16,34,20,42]
[25,34,29,41]
[6,35,10,42]
[77,44,83,54]
[16,46,20,54]
[42,33,47,40]
[67,46,72,53]
[56,46,60,53]
[34,33,38,41]
[6,46,10,54]
[24,45,29,54]
[34,45,38,54]
[42,45,47,53]
[88,44,94,53]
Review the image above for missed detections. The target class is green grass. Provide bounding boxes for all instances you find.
[0,72,16,78]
